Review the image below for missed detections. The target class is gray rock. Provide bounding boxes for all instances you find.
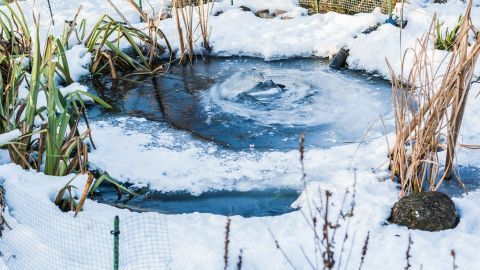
[255,9,274,19]
[256,80,286,90]
[329,48,349,69]
[239,6,252,12]
[159,12,171,20]
[389,191,458,231]
[362,24,381,35]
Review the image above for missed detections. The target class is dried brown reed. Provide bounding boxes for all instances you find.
[197,0,214,52]
[387,0,480,195]
[173,0,195,64]
[451,250,458,270]
[172,0,214,64]
[126,0,173,64]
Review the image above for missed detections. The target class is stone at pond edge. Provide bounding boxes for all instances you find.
[159,12,171,20]
[329,48,349,69]
[240,6,252,12]
[255,9,274,19]
[389,191,458,231]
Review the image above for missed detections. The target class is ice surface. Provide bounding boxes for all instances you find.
[89,58,393,149]
[204,65,392,130]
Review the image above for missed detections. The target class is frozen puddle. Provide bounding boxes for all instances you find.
[95,185,299,217]
[437,166,480,197]
[87,57,394,216]
[90,57,393,149]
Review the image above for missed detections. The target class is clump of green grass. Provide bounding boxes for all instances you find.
[435,16,462,51]
[86,0,173,78]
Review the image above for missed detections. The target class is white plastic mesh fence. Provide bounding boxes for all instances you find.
[1,0,143,24]
[2,0,83,22]
[0,182,171,270]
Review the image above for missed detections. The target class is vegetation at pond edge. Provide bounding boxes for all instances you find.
[388,3,480,196]
[0,2,135,213]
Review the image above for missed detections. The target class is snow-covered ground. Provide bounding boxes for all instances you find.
[1,0,480,269]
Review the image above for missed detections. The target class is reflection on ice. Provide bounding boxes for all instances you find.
[90,57,393,149]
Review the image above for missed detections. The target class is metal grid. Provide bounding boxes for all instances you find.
[299,0,396,15]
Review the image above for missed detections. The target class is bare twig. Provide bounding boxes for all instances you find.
[224,217,231,270]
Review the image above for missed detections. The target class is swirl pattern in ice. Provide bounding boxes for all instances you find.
[203,66,392,145]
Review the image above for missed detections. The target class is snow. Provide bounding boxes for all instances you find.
[0,130,22,146]
[87,118,303,194]
[63,45,92,81]
[0,0,480,269]
[348,0,480,78]
[201,9,383,59]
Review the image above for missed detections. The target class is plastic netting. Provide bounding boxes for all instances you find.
[1,0,142,24]
[0,182,171,270]
[299,0,396,15]
[1,0,83,22]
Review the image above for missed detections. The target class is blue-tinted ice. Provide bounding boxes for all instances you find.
[88,57,396,217]
[89,57,393,150]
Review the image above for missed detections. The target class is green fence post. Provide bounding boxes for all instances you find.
[316,0,320,13]
[112,216,120,270]
[385,0,395,25]
[388,0,392,21]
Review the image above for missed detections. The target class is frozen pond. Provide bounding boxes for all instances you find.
[90,57,393,149]
[88,57,394,216]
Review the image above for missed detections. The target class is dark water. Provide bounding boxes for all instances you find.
[89,57,393,150]
[437,166,480,197]
[95,185,300,217]
[87,57,393,217]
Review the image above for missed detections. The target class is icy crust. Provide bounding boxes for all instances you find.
[4,0,385,60]
[86,81,480,195]
[88,117,302,194]
[205,9,384,59]
[203,66,391,127]
[86,116,395,194]
[1,156,480,269]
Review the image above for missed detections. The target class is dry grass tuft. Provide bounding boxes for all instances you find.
[172,0,214,64]
[387,0,480,195]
